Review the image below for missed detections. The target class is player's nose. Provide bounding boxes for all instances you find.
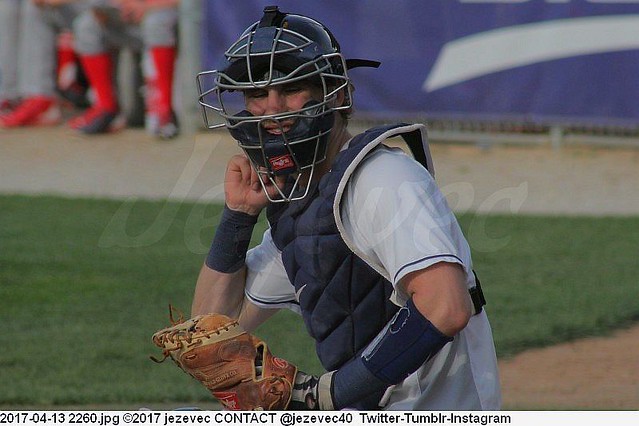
[263,89,287,115]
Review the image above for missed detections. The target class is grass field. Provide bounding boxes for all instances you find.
[1,194,638,406]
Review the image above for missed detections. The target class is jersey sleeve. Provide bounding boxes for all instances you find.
[244,228,300,313]
[339,146,474,302]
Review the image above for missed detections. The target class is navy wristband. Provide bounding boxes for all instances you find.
[205,205,258,273]
[331,356,388,410]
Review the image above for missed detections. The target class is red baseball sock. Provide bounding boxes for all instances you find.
[150,46,177,115]
[79,53,118,112]
[57,31,77,90]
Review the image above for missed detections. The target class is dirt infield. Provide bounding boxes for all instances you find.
[1,126,638,409]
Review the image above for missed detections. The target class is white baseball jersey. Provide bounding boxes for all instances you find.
[244,133,502,410]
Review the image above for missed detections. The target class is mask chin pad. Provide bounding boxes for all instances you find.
[263,141,298,176]
[227,113,297,176]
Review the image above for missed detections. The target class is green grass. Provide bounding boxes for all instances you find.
[460,214,639,355]
[1,194,638,407]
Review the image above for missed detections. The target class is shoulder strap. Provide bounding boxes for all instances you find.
[372,123,434,176]
[399,126,430,171]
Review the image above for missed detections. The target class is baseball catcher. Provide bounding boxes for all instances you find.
[152,5,502,411]
[151,310,326,410]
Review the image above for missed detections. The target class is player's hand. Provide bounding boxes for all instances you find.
[224,155,283,216]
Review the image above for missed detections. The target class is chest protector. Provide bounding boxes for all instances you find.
[267,123,434,372]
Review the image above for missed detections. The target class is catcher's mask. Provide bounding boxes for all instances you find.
[197,5,379,202]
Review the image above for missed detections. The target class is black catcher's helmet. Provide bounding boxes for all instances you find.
[197,5,379,202]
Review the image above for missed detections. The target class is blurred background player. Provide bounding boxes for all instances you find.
[0,0,87,129]
[0,0,21,115]
[70,0,180,139]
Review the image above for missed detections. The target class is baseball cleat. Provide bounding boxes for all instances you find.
[155,109,179,140]
[0,98,21,117]
[69,107,125,134]
[0,96,62,128]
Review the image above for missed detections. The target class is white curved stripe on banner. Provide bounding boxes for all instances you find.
[423,15,639,92]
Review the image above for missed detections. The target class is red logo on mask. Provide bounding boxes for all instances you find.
[269,154,294,171]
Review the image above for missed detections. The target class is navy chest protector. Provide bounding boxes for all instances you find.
[267,123,433,371]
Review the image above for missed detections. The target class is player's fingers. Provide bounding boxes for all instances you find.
[261,174,288,199]
[230,157,264,193]
[250,167,263,192]
[226,155,251,182]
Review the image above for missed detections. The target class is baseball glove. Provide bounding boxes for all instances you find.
[151,308,297,410]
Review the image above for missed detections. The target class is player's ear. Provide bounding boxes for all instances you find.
[336,85,348,107]
[335,84,354,119]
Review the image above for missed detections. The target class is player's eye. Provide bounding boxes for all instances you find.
[283,85,304,95]
[245,89,267,99]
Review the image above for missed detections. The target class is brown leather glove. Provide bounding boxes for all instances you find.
[151,311,297,410]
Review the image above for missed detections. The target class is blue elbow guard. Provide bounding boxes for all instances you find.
[332,297,453,409]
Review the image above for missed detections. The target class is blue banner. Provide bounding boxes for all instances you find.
[201,1,639,127]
